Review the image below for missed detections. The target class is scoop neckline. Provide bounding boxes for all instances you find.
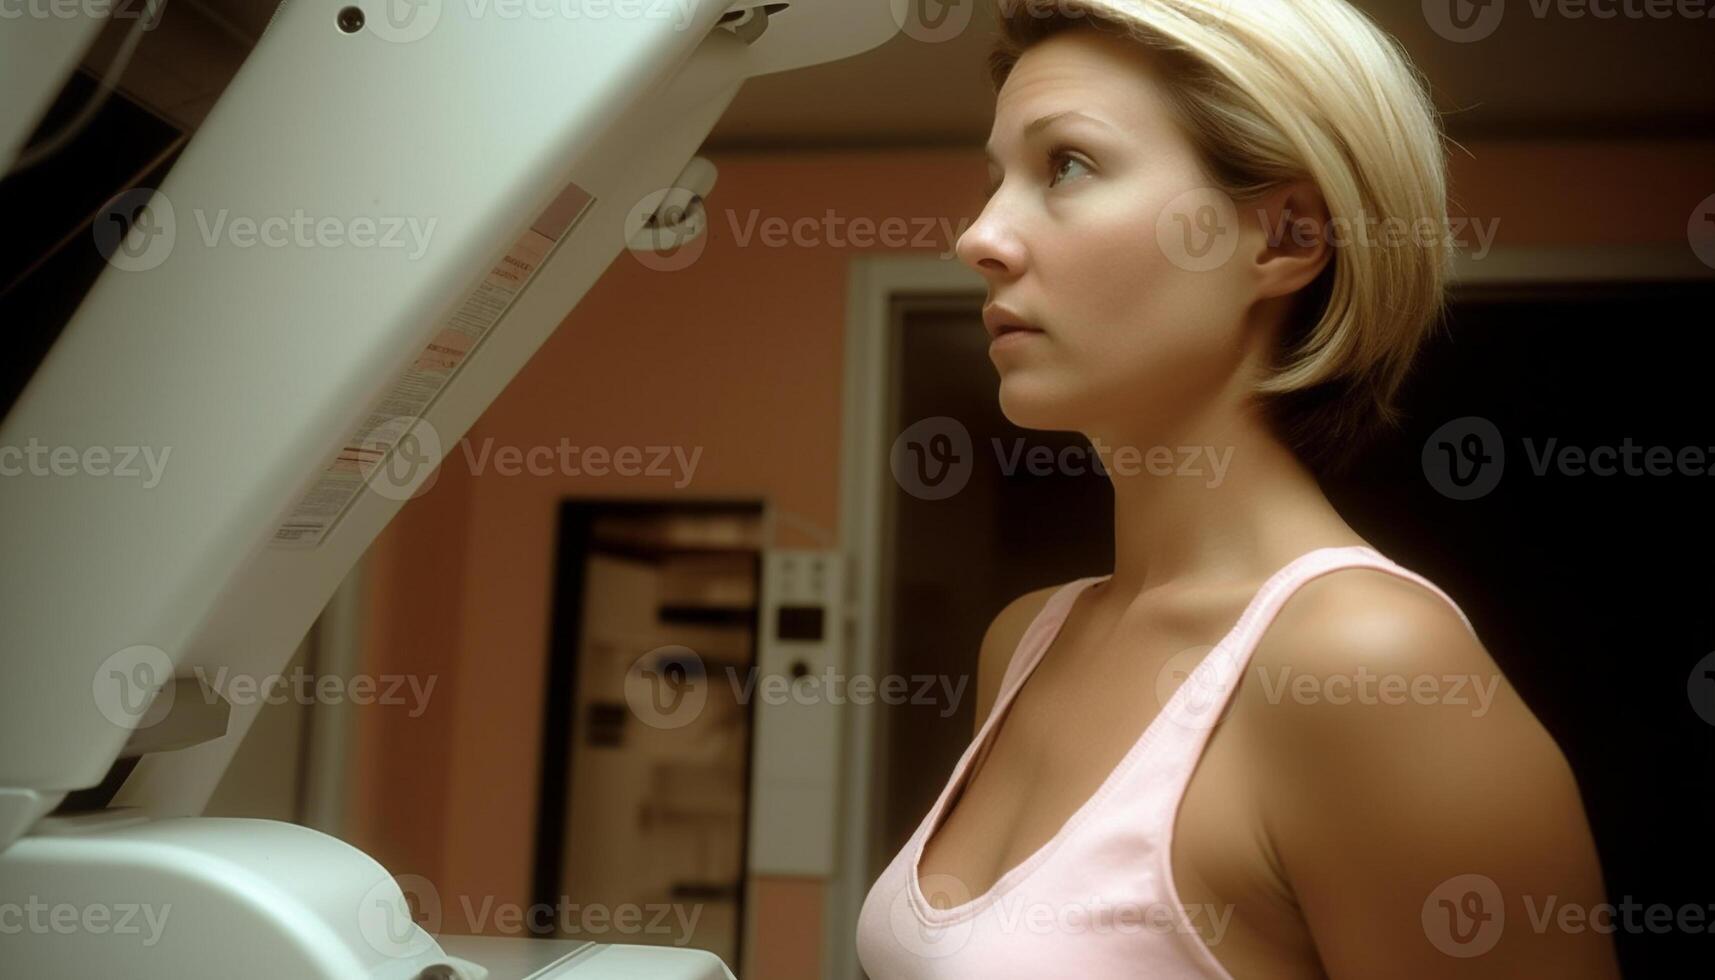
[907,544,1386,925]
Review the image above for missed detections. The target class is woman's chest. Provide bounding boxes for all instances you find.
[917,657,1327,977]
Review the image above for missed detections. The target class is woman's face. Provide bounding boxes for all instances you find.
[957,27,1275,444]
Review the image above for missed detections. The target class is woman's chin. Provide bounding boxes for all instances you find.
[996,383,1079,432]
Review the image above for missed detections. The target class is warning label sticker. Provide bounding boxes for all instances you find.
[271,180,596,549]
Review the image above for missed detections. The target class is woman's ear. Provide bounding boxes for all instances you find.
[1246,180,1333,300]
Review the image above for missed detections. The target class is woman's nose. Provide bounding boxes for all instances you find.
[956,210,1023,279]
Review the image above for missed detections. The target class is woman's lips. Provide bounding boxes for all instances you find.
[990,326,1045,348]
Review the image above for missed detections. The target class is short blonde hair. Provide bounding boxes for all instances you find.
[988,0,1456,473]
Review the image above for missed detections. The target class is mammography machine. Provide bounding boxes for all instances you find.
[0,2,898,976]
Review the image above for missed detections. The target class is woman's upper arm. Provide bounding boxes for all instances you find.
[1247,571,1621,979]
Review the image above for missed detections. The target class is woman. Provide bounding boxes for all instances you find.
[855,1,1619,977]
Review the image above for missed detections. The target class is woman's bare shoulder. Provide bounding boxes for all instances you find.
[1231,566,1615,976]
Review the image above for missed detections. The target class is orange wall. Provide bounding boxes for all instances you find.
[346,141,1715,977]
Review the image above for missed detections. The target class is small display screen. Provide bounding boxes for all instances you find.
[776,604,825,642]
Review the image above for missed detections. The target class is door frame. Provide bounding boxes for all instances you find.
[830,255,983,980]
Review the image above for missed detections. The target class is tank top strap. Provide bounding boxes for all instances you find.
[992,576,1107,703]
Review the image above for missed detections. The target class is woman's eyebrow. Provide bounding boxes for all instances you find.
[984,110,1117,164]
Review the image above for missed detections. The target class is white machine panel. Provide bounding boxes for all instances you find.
[747,548,846,876]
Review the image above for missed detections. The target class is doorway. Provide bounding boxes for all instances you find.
[533,499,765,968]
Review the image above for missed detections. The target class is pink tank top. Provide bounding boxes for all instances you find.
[854,545,1476,978]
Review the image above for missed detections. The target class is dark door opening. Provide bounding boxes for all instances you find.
[534,498,765,968]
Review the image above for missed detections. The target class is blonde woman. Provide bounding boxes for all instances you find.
[855,1,1619,977]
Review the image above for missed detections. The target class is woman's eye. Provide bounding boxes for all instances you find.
[980,148,1090,202]
[1047,148,1091,188]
